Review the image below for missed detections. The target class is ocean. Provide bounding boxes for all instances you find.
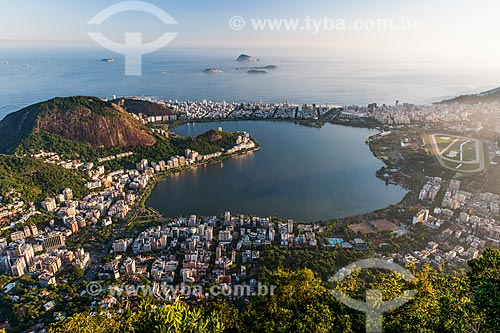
[0,46,498,120]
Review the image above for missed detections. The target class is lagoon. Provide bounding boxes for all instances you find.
[146,121,407,221]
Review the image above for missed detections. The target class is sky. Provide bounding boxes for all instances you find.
[1,0,500,62]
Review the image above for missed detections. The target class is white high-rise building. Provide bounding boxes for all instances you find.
[63,188,73,201]
[224,211,231,224]
[219,230,232,243]
[205,227,213,241]
[41,198,57,212]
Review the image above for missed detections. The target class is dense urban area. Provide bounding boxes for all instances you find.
[1,95,500,332]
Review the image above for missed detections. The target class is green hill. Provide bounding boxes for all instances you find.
[0,154,87,202]
[176,129,245,155]
[439,87,500,104]
[113,98,176,117]
[0,96,156,154]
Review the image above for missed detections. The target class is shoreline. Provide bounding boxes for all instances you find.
[169,116,382,131]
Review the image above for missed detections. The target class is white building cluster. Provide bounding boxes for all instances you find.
[419,177,442,202]
[1,237,89,285]
[405,178,500,267]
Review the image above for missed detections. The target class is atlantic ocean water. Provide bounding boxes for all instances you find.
[1,47,498,120]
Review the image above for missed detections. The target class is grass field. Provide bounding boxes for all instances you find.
[443,160,481,171]
[441,139,477,162]
[462,142,478,161]
[435,135,453,152]
[483,141,490,166]
[427,133,484,173]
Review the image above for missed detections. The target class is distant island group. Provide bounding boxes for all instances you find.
[203,54,278,75]
[99,53,278,75]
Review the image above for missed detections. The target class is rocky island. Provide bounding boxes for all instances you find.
[247,69,267,74]
[235,53,258,62]
[203,68,223,74]
[237,65,278,71]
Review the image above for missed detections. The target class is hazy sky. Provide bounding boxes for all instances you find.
[1,0,500,61]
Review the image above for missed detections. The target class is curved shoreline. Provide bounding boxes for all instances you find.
[142,120,408,223]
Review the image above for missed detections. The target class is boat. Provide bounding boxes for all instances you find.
[220,161,224,168]
[101,58,114,63]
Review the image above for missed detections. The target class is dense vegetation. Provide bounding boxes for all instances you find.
[1,129,247,202]
[258,246,374,281]
[439,87,500,104]
[48,300,223,333]
[0,155,87,202]
[0,96,157,153]
[13,129,245,172]
[114,98,176,116]
[16,128,243,159]
[0,97,119,153]
[37,96,119,117]
[15,132,124,161]
[1,96,247,173]
[46,249,500,333]
[172,130,247,155]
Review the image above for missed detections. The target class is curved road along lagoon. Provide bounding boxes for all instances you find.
[146,121,407,221]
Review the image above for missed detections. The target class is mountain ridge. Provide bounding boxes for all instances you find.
[0,96,157,153]
[439,86,500,104]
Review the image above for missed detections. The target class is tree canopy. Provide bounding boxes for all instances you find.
[47,249,500,332]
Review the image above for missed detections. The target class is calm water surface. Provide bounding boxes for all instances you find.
[1,47,499,120]
[146,121,407,221]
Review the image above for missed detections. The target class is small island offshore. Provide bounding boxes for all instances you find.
[0,94,499,332]
[203,68,223,74]
[201,54,278,75]
[235,53,258,62]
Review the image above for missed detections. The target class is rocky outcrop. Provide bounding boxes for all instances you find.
[203,68,223,74]
[247,70,267,74]
[0,96,156,152]
[236,54,258,62]
[237,65,277,70]
[115,98,175,117]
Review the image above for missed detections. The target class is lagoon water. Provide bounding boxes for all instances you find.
[146,121,407,221]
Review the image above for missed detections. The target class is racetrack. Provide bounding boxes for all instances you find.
[429,134,484,173]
